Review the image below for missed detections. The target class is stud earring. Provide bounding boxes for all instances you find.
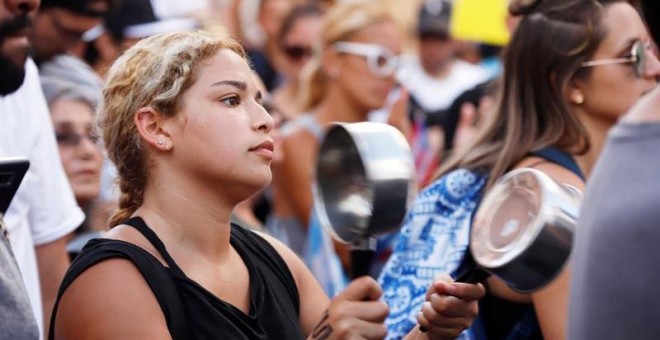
[157,140,164,146]
[572,93,584,105]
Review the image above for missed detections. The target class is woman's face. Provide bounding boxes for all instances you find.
[280,15,323,78]
[333,20,403,112]
[576,2,660,121]
[51,98,103,204]
[168,49,275,198]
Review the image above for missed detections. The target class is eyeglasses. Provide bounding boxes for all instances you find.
[55,131,99,147]
[333,41,401,78]
[282,45,313,61]
[581,40,648,78]
[49,10,89,41]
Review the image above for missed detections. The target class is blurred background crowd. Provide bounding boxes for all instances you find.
[2,0,659,338]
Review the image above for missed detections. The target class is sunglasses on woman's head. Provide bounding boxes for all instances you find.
[581,40,649,78]
[333,42,401,78]
[282,45,313,61]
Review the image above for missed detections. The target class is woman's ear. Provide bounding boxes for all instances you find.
[565,77,586,106]
[135,107,173,151]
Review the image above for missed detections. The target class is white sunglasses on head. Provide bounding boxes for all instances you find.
[333,41,401,78]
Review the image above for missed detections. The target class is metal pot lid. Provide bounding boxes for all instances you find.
[471,168,552,268]
[314,122,414,245]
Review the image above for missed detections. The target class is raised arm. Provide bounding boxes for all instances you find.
[273,130,317,229]
[260,231,388,339]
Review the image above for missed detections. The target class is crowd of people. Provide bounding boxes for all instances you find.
[0,0,659,339]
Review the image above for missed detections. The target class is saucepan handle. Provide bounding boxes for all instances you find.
[453,262,490,284]
[350,248,375,279]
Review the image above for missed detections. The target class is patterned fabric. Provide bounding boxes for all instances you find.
[378,169,486,339]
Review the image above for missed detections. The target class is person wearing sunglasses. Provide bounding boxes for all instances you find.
[569,0,660,338]
[269,0,406,270]
[378,0,660,339]
[272,3,323,121]
[269,2,484,339]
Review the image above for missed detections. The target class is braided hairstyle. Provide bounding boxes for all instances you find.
[97,30,246,227]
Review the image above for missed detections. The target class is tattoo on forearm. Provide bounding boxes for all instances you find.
[311,309,333,340]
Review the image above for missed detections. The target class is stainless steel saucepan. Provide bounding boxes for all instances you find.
[457,168,582,292]
[314,122,415,278]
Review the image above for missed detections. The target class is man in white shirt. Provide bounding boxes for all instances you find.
[0,0,84,337]
[398,0,489,185]
[0,0,41,338]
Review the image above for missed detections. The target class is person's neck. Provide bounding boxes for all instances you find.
[135,167,239,265]
[423,59,454,79]
[575,112,617,179]
[314,87,369,124]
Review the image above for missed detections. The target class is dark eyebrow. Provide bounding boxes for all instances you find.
[210,80,247,90]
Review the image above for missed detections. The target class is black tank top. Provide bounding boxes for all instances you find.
[49,217,304,340]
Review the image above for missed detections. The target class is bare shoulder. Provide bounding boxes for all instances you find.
[281,127,318,153]
[623,86,660,123]
[515,156,585,190]
[54,257,170,339]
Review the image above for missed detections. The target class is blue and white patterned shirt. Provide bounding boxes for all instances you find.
[378,169,486,339]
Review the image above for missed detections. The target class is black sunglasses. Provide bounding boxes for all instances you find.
[282,45,313,61]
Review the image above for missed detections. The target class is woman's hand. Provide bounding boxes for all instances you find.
[412,274,486,340]
[308,276,389,340]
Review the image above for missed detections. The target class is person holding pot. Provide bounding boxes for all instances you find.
[569,0,660,339]
[378,0,660,338]
[48,29,483,339]
[268,0,411,294]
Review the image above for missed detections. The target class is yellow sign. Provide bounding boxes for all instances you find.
[450,0,510,46]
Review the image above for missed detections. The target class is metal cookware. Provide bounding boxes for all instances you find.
[459,167,582,292]
[314,122,415,277]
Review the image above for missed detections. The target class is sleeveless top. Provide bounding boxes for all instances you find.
[379,147,584,340]
[49,217,303,340]
[266,113,324,255]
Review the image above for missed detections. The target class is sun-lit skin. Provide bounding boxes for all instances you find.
[574,2,660,124]
[156,49,275,206]
[51,98,103,204]
[280,15,323,77]
[333,20,404,113]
